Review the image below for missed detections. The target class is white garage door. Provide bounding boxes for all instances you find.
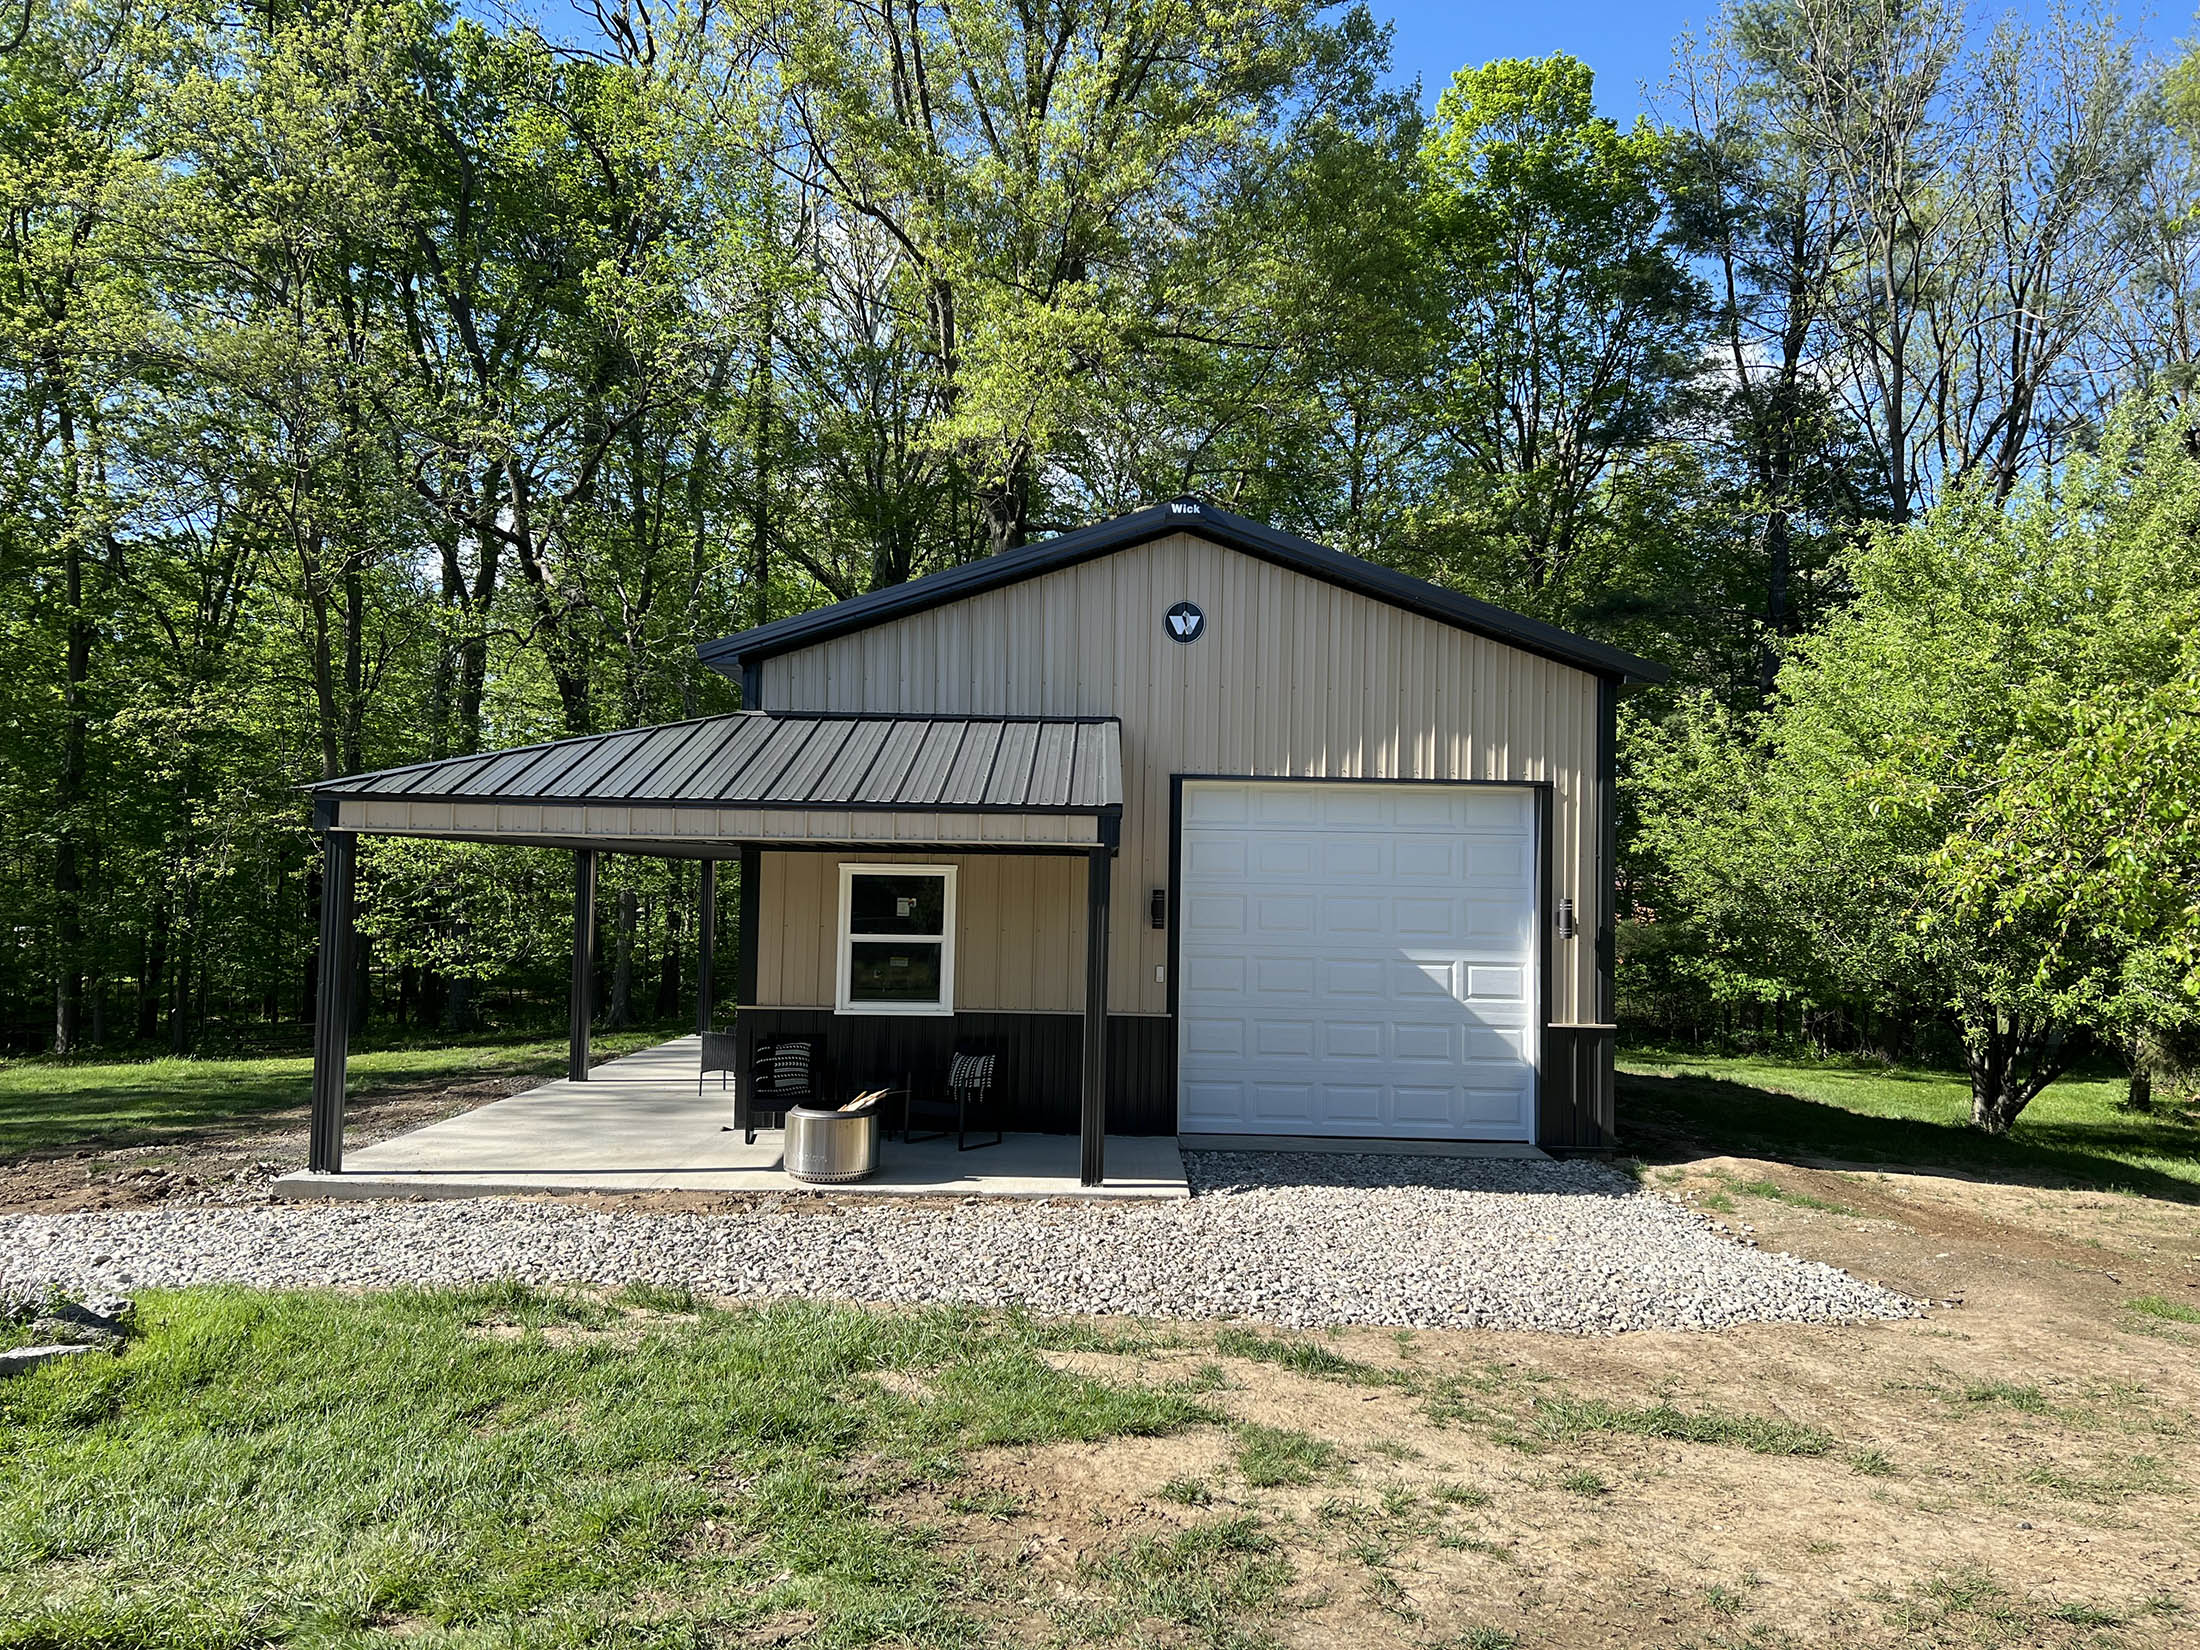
[1176,780,1538,1140]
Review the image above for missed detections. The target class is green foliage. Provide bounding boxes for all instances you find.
[0,1288,1217,1644]
[1409,55,1706,629]
[1629,404,2200,1128]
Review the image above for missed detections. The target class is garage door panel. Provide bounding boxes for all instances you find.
[1468,841,1526,881]
[1255,788,1320,824]
[1319,790,1385,826]
[1320,838,1385,877]
[1252,955,1315,995]
[1389,959,1457,998]
[1320,1084,1385,1121]
[1178,780,1537,1142]
[1252,837,1314,875]
[1321,958,1386,996]
[1466,1027,1527,1061]
[1390,1020,1459,1062]
[1322,1020,1385,1057]
[1186,787,1250,824]
[1464,1085,1530,1124]
[1465,965,1526,1002]
[1182,1016,1245,1056]
[1255,894,1316,932]
[1394,837,1462,880]
[1462,791,1531,829]
[1183,955,1245,994]
[1180,1081,1247,1123]
[1392,1085,1461,1124]
[1184,893,1246,934]
[1322,895,1385,935]
[1185,837,1247,877]
[1250,1082,1315,1121]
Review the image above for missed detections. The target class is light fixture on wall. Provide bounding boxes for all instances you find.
[1150,888,1168,930]
[1555,896,1579,941]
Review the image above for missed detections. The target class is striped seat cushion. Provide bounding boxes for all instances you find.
[770,1043,813,1093]
[948,1053,996,1090]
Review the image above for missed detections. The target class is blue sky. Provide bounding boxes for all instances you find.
[1375,0,2193,119]
[516,1,2196,122]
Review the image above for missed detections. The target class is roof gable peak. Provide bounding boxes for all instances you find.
[700,500,1662,686]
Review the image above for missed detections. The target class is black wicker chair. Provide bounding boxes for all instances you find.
[737,1037,822,1145]
[901,1042,1003,1151]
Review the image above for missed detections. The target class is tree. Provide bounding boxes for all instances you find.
[1634,401,2200,1130]
[1944,643,2200,1108]
[1408,55,1705,627]
[1738,0,2147,516]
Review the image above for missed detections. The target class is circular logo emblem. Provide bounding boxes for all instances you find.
[1164,601,1206,644]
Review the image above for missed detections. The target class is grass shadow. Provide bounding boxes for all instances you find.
[1619,1068,2200,1205]
[0,1028,680,1161]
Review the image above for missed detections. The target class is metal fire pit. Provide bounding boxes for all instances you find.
[784,1105,882,1184]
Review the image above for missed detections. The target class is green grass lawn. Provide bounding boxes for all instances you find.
[0,1029,674,1161]
[0,1287,1212,1647]
[1619,1049,2200,1200]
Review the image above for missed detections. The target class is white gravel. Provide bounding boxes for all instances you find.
[0,1153,1921,1334]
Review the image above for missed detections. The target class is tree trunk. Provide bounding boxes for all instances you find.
[51,393,91,1055]
[609,884,635,1029]
[137,911,166,1042]
[1961,1009,2074,1134]
[655,896,682,1020]
[2124,1066,2153,1113]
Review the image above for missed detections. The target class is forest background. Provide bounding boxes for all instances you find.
[7,0,2197,1129]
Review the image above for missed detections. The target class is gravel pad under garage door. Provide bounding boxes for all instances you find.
[1,1157,1920,1334]
[1176,779,1538,1140]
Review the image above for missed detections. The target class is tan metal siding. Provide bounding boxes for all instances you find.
[757,850,1087,1013]
[759,533,1604,1023]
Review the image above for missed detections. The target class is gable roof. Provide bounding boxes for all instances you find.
[699,498,1665,687]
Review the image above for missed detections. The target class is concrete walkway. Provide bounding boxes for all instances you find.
[273,1036,1188,1202]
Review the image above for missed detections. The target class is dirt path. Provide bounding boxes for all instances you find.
[925,1155,2200,1648]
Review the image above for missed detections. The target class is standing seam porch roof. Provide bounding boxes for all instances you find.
[700,497,1667,687]
[307,713,1124,815]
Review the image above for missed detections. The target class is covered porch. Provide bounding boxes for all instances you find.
[273,1036,1187,1200]
[299,713,1129,1190]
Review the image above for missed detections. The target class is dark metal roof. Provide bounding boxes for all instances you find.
[307,713,1124,814]
[699,497,1666,686]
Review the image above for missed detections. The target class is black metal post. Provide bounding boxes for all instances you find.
[1080,845,1112,1186]
[696,859,716,1038]
[569,848,597,1081]
[735,844,760,1008]
[308,830,357,1174]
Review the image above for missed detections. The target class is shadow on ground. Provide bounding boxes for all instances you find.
[1620,1069,2200,1204]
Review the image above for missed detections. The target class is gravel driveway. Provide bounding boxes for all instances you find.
[0,1153,1920,1334]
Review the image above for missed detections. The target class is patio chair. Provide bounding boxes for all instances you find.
[698,1030,740,1098]
[901,1042,1003,1151]
[736,1036,823,1144]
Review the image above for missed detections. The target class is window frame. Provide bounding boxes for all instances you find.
[833,862,958,1016]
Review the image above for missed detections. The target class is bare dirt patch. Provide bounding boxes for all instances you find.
[908,1154,2200,1648]
[0,1076,536,1213]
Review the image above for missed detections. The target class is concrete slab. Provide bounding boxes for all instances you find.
[274,1036,1187,1202]
[1178,1133,1549,1160]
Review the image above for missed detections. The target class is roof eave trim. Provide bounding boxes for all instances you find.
[700,504,1667,686]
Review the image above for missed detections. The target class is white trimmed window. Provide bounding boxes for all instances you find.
[834,864,957,1015]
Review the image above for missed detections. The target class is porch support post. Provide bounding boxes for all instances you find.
[308,823,357,1174]
[696,859,717,1037]
[1080,843,1113,1186]
[569,848,597,1081]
